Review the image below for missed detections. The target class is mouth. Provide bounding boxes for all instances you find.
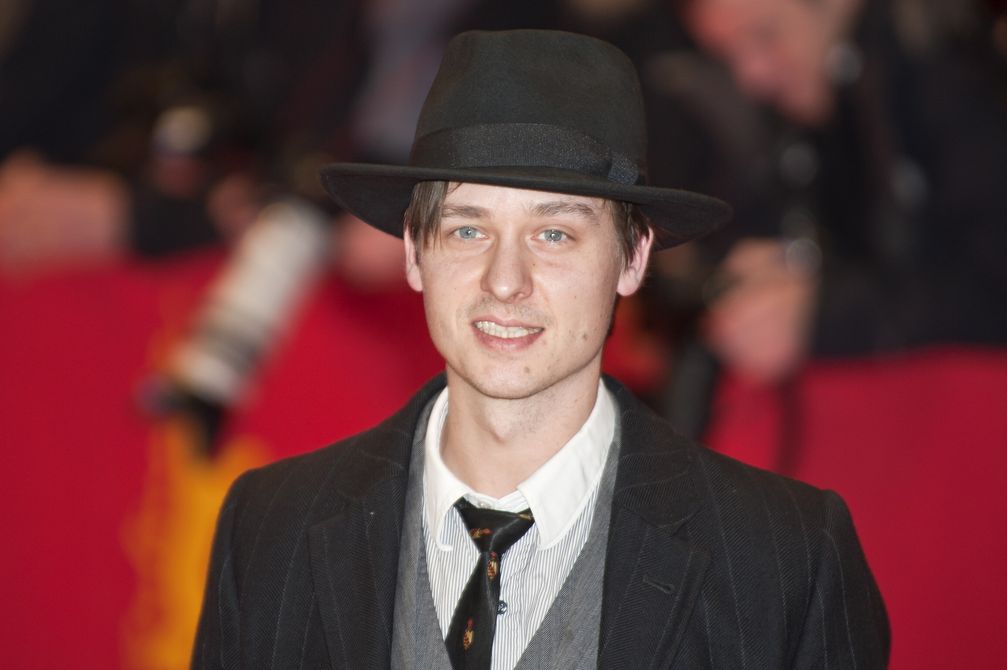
[473,320,544,340]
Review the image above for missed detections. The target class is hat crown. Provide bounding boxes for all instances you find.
[319,29,730,248]
[413,30,648,178]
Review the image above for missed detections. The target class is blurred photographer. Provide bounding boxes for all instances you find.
[674,0,1007,390]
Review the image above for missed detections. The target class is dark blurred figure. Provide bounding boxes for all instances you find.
[0,0,130,162]
[0,0,372,266]
[0,0,135,268]
[657,0,1007,434]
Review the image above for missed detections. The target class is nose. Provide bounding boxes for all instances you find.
[480,236,533,303]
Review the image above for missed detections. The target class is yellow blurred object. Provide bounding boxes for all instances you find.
[121,417,269,670]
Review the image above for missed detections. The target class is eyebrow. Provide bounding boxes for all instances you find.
[530,200,602,222]
[440,204,488,219]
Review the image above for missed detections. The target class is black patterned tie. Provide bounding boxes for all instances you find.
[445,499,535,670]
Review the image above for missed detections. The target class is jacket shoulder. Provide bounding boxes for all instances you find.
[229,431,405,538]
[227,375,445,524]
[615,392,890,666]
[689,439,839,525]
[608,373,837,527]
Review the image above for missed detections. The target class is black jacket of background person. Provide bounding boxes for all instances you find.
[671,1,1007,358]
[193,375,889,668]
[803,1,1007,356]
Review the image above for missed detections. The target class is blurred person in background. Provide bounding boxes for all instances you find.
[651,0,1007,435]
[0,0,135,268]
[0,0,372,268]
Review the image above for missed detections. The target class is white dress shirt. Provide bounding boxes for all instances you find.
[422,380,616,670]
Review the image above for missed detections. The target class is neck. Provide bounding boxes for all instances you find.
[441,370,602,498]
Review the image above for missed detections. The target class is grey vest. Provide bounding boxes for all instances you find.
[390,403,619,669]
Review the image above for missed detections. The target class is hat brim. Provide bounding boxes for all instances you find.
[320,162,731,249]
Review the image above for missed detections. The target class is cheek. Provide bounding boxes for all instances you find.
[419,274,458,330]
[556,270,618,343]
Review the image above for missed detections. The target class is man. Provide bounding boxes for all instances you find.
[193,29,888,668]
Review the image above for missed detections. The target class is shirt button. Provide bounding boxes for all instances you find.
[497,601,508,615]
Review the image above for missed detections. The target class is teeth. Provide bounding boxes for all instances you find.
[474,321,543,339]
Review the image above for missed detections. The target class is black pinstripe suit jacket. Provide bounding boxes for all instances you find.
[193,375,889,668]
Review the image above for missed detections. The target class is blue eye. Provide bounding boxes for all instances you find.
[541,229,568,243]
[454,226,481,240]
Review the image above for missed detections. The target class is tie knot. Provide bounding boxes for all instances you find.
[454,498,535,554]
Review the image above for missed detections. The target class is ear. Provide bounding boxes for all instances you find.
[403,228,423,292]
[616,228,654,297]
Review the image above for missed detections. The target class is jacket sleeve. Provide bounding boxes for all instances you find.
[792,490,890,669]
[191,472,249,670]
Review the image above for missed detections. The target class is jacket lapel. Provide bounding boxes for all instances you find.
[598,378,711,669]
[307,376,446,669]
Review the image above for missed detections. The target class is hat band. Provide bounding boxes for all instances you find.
[409,123,641,186]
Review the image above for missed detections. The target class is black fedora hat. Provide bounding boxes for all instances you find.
[320,29,730,248]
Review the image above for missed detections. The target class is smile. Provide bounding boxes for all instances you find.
[473,321,543,339]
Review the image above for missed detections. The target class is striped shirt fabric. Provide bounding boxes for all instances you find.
[422,383,615,670]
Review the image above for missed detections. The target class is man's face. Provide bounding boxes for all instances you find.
[685,0,847,125]
[405,183,651,403]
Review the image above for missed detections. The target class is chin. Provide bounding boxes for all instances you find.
[450,354,602,404]
[444,360,549,402]
[469,374,548,402]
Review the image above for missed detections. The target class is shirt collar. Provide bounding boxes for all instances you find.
[422,380,616,550]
